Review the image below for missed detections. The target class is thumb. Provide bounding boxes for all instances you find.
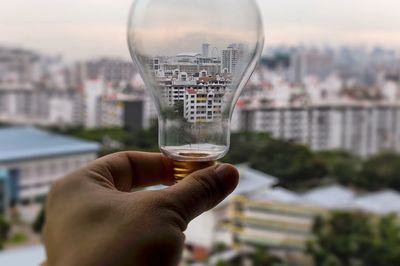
[164,164,239,224]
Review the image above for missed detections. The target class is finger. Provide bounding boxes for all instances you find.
[164,164,239,224]
[87,152,174,191]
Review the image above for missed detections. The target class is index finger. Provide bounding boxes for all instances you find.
[87,151,174,191]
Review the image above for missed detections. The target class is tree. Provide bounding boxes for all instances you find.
[249,137,327,188]
[316,150,361,185]
[250,246,282,266]
[32,205,45,234]
[0,216,10,249]
[308,212,400,266]
[356,153,400,191]
[215,260,230,266]
[363,215,400,266]
[224,132,271,164]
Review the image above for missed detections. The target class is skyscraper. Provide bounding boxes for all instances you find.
[222,44,239,74]
[202,43,210,58]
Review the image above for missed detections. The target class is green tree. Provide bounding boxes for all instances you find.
[249,137,327,188]
[224,132,271,164]
[250,246,282,266]
[0,216,10,249]
[316,150,361,185]
[308,212,400,266]
[356,153,400,191]
[363,215,400,266]
[126,119,159,152]
[215,260,230,266]
[32,205,45,234]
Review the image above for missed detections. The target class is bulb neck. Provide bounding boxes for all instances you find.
[172,160,216,182]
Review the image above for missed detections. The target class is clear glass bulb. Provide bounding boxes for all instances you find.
[127,0,264,179]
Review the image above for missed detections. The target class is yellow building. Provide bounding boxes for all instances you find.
[228,186,357,265]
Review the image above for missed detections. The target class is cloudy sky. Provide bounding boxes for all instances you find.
[1,0,400,61]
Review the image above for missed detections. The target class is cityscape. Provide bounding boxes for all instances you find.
[1,42,400,265]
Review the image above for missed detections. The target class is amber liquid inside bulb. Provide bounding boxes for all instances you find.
[172,153,216,182]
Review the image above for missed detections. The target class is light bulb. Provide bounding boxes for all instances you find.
[127,0,264,181]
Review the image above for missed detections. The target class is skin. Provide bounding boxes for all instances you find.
[42,152,239,266]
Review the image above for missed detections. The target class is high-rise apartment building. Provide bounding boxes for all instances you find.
[0,87,84,126]
[184,87,224,123]
[236,103,400,157]
[222,44,240,74]
[73,58,137,87]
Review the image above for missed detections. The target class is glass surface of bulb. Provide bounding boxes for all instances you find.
[128,0,264,163]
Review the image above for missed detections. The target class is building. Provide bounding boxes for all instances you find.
[0,46,69,89]
[202,43,210,58]
[222,44,240,74]
[183,165,278,249]
[228,184,400,265]
[238,103,400,157]
[0,87,83,127]
[97,94,157,131]
[184,87,224,123]
[0,244,45,265]
[0,127,99,204]
[73,58,137,86]
[0,169,10,217]
[229,189,323,265]
[233,71,400,157]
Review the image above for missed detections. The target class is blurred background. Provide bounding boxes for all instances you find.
[1,0,400,265]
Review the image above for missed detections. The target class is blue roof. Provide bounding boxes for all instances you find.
[0,169,9,179]
[0,127,100,163]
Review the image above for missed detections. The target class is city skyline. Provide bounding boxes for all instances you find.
[1,0,400,61]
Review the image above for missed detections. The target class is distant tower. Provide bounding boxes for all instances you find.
[222,44,239,74]
[212,47,219,59]
[202,43,210,58]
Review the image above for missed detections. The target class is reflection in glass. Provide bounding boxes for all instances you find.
[127,0,264,172]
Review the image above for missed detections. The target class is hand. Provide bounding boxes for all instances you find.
[42,152,239,266]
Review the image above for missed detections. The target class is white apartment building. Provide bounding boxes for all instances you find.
[0,127,99,204]
[72,58,137,87]
[234,71,400,157]
[161,72,198,106]
[0,87,83,126]
[184,87,224,123]
[238,103,400,157]
[222,44,240,74]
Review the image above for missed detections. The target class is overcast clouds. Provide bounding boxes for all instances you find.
[1,0,400,61]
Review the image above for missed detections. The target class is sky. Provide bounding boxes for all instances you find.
[1,0,400,61]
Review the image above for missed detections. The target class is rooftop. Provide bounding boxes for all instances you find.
[251,187,300,204]
[220,164,278,206]
[300,185,356,210]
[176,52,201,57]
[0,245,45,266]
[354,190,400,215]
[0,127,100,163]
[0,169,8,179]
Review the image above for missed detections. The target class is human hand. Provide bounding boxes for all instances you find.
[42,152,239,266]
